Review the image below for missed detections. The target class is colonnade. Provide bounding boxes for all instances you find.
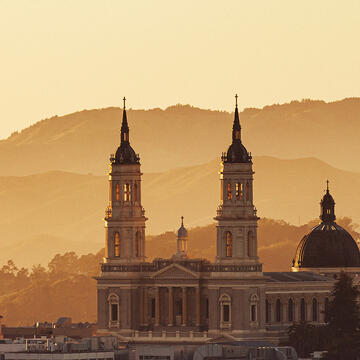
[139,286,201,328]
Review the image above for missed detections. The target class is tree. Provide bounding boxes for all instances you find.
[325,271,360,360]
[288,321,317,357]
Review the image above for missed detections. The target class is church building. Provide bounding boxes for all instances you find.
[96,97,360,344]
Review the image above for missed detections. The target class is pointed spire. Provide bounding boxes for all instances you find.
[121,96,129,143]
[181,216,184,227]
[232,94,241,142]
[326,179,329,192]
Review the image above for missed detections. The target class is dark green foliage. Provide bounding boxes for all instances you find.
[325,272,360,360]
[288,272,360,359]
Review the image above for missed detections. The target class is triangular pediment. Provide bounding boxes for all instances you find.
[151,263,199,280]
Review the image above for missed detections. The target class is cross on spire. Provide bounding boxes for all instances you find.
[123,97,126,109]
[235,94,238,108]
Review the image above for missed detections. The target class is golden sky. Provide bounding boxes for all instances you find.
[1,0,359,138]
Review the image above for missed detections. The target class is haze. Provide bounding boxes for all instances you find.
[1,0,360,139]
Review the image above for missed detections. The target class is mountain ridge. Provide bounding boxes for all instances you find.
[1,98,360,175]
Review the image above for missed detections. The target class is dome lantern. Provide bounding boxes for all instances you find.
[320,180,336,223]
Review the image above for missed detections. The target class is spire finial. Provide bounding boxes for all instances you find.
[326,179,329,192]
[181,216,184,226]
[235,94,238,108]
[123,96,126,110]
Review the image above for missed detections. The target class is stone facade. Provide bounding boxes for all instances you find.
[96,99,335,343]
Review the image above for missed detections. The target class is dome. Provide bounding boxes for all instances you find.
[293,184,360,269]
[178,216,188,238]
[294,222,360,268]
[226,141,251,163]
[114,142,139,164]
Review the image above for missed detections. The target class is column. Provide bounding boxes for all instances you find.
[144,287,149,326]
[155,287,160,326]
[168,287,174,326]
[140,287,144,326]
[182,287,187,326]
[196,287,201,327]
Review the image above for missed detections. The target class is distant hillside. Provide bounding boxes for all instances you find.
[1,98,360,175]
[1,156,360,267]
[1,217,358,326]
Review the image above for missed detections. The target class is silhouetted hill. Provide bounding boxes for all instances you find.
[0,217,358,326]
[1,98,360,175]
[0,156,360,267]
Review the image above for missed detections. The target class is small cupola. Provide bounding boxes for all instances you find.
[175,216,188,258]
[320,180,336,223]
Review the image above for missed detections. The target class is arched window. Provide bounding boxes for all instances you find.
[115,183,120,201]
[288,298,294,322]
[227,183,232,200]
[236,183,243,200]
[124,183,131,202]
[245,182,250,201]
[219,293,231,329]
[114,232,120,257]
[300,298,306,321]
[247,231,253,257]
[108,294,119,327]
[312,298,318,322]
[135,231,141,257]
[324,297,329,323]
[205,298,209,319]
[225,232,232,257]
[276,299,281,322]
[134,183,138,202]
[249,294,259,323]
[265,299,270,324]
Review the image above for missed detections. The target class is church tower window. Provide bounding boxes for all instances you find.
[114,232,120,257]
[227,183,232,200]
[225,232,233,257]
[124,183,131,202]
[236,182,243,200]
[115,183,120,201]
[108,294,119,327]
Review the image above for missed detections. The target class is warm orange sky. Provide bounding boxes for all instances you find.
[1,0,359,139]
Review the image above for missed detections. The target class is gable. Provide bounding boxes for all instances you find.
[151,263,199,280]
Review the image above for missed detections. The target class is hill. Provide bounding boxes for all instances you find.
[1,98,360,176]
[0,156,360,267]
[1,217,358,326]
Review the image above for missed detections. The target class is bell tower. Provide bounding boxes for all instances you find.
[104,97,147,264]
[215,95,260,265]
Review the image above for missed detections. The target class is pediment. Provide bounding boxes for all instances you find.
[151,263,199,280]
